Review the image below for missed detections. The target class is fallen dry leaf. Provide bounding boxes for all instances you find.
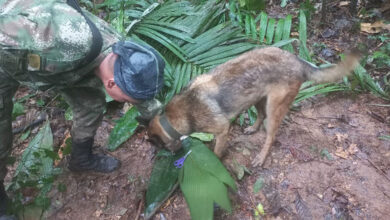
[347,144,358,155]
[335,144,359,159]
[54,131,71,166]
[361,21,390,34]
[327,123,335,128]
[335,147,349,159]
[291,32,299,37]
[339,1,349,6]
[95,210,103,217]
[335,133,348,143]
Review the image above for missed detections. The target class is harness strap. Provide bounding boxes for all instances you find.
[159,114,182,140]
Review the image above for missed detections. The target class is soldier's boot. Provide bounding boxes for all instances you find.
[68,138,120,173]
[0,182,16,220]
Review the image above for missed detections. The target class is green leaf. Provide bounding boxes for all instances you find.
[182,138,237,191]
[12,121,54,192]
[271,38,298,48]
[353,63,389,100]
[250,15,257,40]
[247,106,257,125]
[57,183,67,192]
[295,82,348,104]
[64,107,73,121]
[282,14,293,52]
[36,99,45,107]
[12,102,24,120]
[320,149,333,160]
[233,160,250,180]
[61,137,72,156]
[107,107,139,151]
[139,23,195,43]
[43,149,59,160]
[265,18,275,45]
[34,196,51,210]
[135,27,187,62]
[178,138,237,220]
[20,129,31,141]
[180,156,229,220]
[253,177,264,193]
[145,150,183,219]
[274,18,285,43]
[258,11,268,44]
[245,14,251,36]
[298,10,311,61]
[190,132,215,142]
[254,203,265,216]
[379,135,390,141]
[281,0,288,7]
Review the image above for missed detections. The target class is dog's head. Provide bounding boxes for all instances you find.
[148,115,182,152]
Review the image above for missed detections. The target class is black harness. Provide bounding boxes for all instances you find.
[159,114,182,140]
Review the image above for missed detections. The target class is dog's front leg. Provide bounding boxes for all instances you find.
[213,126,230,158]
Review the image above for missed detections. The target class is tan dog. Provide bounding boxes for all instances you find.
[148,47,360,167]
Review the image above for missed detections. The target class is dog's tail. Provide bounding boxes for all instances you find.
[306,51,361,84]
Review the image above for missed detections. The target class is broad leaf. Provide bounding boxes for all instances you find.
[190,132,214,142]
[298,10,311,61]
[12,102,24,120]
[253,177,264,193]
[180,155,230,220]
[265,18,275,44]
[179,138,236,220]
[107,107,139,151]
[282,14,293,52]
[144,150,184,219]
[258,11,268,43]
[13,121,55,190]
[182,138,237,191]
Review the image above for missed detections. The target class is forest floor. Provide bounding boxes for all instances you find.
[5,1,390,220]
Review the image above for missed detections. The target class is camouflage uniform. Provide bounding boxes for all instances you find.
[0,0,122,180]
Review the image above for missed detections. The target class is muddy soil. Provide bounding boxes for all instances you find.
[4,1,390,220]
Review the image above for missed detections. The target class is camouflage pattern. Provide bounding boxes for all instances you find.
[0,0,121,180]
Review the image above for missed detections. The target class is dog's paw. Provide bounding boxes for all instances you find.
[244,126,258,135]
[252,153,266,167]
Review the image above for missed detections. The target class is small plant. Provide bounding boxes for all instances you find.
[299,0,315,22]
[8,121,62,217]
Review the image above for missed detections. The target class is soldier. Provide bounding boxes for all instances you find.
[0,1,165,219]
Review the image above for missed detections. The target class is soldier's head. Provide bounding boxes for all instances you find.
[96,41,165,104]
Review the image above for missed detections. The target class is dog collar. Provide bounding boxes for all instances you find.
[159,113,182,140]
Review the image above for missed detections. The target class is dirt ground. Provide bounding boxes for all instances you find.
[4,1,390,220]
[35,93,388,220]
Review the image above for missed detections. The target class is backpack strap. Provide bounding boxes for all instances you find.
[66,0,103,67]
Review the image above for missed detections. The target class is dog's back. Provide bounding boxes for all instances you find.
[182,47,359,119]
